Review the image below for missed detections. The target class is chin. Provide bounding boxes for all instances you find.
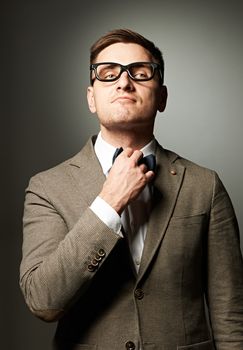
[105,119,152,132]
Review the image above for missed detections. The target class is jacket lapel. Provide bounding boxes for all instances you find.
[68,136,106,207]
[138,144,186,280]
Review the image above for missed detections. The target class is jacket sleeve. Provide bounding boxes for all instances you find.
[206,172,243,349]
[20,175,121,322]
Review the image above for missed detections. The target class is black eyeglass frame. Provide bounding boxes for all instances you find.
[90,61,163,85]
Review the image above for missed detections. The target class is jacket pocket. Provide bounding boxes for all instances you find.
[169,213,207,227]
[163,213,207,263]
[177,339,215,349]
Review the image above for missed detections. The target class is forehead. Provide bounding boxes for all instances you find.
[95,42,153,65]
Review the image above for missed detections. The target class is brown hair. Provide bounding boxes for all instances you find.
[90,28,164,84]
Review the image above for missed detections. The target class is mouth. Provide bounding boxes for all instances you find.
[112,96,136,103]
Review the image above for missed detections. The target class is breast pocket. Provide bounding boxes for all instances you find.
[177,339,215,349]
[167,213,207,248]
[169,213,207,227]
[162,213,208,272]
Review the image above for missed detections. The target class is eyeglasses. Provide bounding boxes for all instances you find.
[90,62,162,85]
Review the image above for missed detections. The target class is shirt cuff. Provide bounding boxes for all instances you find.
[89,196,123,237]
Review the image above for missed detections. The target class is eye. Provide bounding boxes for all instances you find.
[134,70,148,78]
[130,64,152,79]
[103,71,117,79]
[97,64,120,80]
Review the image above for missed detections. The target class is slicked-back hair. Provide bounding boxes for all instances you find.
[90,29,165,84]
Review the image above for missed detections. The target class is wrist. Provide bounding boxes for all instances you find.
[99,192,126,215]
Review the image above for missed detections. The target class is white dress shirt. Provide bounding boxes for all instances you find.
[90,132,156,273]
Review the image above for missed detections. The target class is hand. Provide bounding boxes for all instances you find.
[99,148,155,215]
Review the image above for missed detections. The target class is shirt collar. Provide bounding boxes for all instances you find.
[94,131,157,175]
[94,132,116,175]
[140,138,156,157]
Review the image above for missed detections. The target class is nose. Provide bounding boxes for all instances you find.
[116,71,134,91]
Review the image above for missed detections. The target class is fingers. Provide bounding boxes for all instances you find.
[122,147,134,157]
[113,147,134,164]
[145,170,155,182]
[117,148,143,159]
[139,163,147,173]
[114,148,143,166]
[114,148,153,175]
[129,149,143,163]
[113,148,154,180]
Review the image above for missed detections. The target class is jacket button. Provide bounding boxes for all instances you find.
[98,249,106,257]
[95,253,102,261]
[87,264,96,272]
[91,259,99,266]
[134,288,144,299]
[125,341,135,349]
[170,169,177,175]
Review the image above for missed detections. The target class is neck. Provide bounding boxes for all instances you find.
[100,126,154,149]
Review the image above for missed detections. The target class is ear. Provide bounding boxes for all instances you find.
[87,86,97,113]
[158,85,168,112]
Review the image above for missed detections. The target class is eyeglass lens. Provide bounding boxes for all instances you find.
[95,63,155,81]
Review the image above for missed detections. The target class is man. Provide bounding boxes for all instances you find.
[20,29,243,350]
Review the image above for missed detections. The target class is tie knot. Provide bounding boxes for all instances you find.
[112,147,156,172]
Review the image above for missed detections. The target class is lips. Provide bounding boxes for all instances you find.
[112,95,136,103]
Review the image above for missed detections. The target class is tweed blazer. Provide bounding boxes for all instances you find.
[20,136,243,350]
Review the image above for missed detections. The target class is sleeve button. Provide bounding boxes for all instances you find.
[98,249,106,257]
[87,264,96,272]
[91,259,99,266]
[95,253,102,261]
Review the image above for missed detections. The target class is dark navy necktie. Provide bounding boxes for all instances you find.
[112,147,156,172]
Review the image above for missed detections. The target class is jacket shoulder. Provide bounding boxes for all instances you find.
[29,152,79,185]
[28,137,95,186]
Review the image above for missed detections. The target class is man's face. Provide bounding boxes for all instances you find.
[87,42,167,132]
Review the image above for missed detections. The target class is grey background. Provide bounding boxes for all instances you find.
[3,0,243,349]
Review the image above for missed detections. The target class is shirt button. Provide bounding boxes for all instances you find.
[125,341,136,349]
[134,288,144,300]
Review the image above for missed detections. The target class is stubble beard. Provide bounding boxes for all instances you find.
[101,109,143,132]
